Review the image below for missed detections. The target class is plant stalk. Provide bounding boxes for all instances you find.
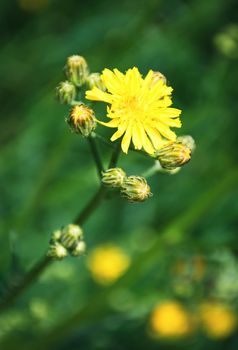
[0,140,121,314]
[87,135,104,178]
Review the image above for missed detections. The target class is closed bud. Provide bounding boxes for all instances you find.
[121,176,152,203]
[156,141,191,170]
[102,168,126,188]
[177,135,196,153]
[151,71,167,86]
[87,73,106,91]
[67,104,96,137]
[70,241,86,257]
[50,229,62,244]
[65,55,89,86]
[56,81,76,104]
[60,224,83,250]
[47,242,68,260]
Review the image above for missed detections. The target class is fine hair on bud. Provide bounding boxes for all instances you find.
[47,242,68,260]
[56,81,76,104]
[86,73,106,91]
[177,135,196,154]
[70,241,86,257]
[102,168,126,188]
[151,71,167,86]
[121,176,152,203]
[156,141,191,170]
[67,104,96,137]
[60,224,83,250]
[65,55,89,87]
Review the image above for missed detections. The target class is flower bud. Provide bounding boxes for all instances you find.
[67,104,96,137]
[47,242,68,260]
[65,55,89,86]
[156,142,191,170]
[86,73,106,91]
[151,71,167,86]
[177,135,196,154]
[55,81,76,104]
[121,176,152,203]
[60,224,83,250]
[70,241,86,257]
[50,229,62,244]
[102,168,126,188]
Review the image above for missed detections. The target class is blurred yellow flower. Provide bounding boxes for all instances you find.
[200,302,237,338]
[87,245,130,285]
[150,301,193,338]
[86,67,181,154]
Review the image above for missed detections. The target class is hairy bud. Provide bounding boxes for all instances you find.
[121,176,152,203]
[102,168,126,188]
[65,55,89,86]
[67,104,96,137]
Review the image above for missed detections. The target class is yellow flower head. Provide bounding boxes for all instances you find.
[200,302,237,339]
[87,245,130,285]
[86,67,182,154]
[150,301,193,338]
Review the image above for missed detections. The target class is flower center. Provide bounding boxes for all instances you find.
[123,96,145,120]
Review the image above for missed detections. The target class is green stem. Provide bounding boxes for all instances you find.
[0,137,122,314]
[87,136,104,178]
[108,142,121,168]
[74,186,106,225]
[0,256,52,313]
[142,161,162,178]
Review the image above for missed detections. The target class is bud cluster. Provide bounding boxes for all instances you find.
[55,54,106,137]
[47,224,86,260]
[56,54,105,106]
[101,167,152,203]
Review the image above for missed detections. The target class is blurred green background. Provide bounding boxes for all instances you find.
[1,0,238,349]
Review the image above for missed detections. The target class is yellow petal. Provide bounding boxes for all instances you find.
[136,122,154,154]
[144,124,162,149]
[86,88,112,103]
[98,119,120,128]
[155,122,176,140]
[131,123,143,150]
[121,123,132,154]
[162,117,182,128]
[110,122,128,141]
[101,69,122,94]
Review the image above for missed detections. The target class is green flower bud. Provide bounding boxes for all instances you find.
[86,73,106,91]
[67,104,96,137]
[151,71,167,86]
[55,81,76,104]
[121,176,152,203]
[156,141,191,170]
[102,168,126,188]
[60,224,83,250]
[65,55,89,86]
[177,135,196,154]
[47,242,68,260]
[50,229,62,244]
[70,241,86,257]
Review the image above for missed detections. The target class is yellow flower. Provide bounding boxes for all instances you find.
[87,245,130,285]
[150,301,194,338]
[86,67,181,154]
[200,302,237,338]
